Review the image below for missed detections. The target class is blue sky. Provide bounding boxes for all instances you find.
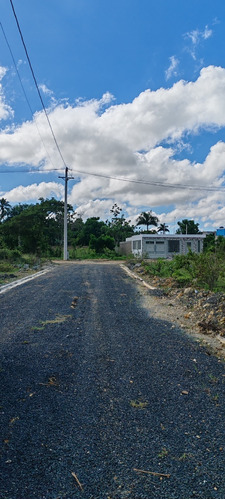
[1,0,225,231]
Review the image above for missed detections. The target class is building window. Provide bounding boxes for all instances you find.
[187,242,192,250]
[133,240,141,250]
[168,240,180,253]
[198,240,201,252]
[156,241,165,252]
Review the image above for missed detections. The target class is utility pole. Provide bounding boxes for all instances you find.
[59,167,74,260]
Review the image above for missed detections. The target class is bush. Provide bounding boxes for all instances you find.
[89,234,115,254]
[0,262,14,273]
[172,268,192,286]
[0,248,22,262]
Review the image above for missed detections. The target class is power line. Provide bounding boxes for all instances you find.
[0,21,56,171]
[1,164,225,193]
[9,0,67,170]
[0,168,64,173]
[69,168,225,192]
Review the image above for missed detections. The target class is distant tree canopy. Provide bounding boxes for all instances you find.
[176,219,200,235]
[157,223,169,234]
[0,199,135,256]
[0,198,11,222]
[0,198,74,254]
[136,211,159,231]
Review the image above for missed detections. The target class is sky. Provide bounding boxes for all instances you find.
[1,0,225,231]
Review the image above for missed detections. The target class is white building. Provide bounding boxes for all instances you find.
[119,233,206,259]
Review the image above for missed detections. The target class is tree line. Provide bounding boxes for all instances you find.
[0,196,206,258]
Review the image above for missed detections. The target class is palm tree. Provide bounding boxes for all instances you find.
[0,198,11,222]
[136,211,159,231]
[157,223,170,234]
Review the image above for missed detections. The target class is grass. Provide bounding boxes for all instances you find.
[31,314,72,331]
[69,246,127,260]
[137,251,225,292]
[130,399,148,409]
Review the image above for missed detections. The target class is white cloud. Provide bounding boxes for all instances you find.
[184,25,213,60]
[165,56,179,80]
[1,65,225,228]
[0,66,14,121]
[2,182,64,203]
[39,83,54,97]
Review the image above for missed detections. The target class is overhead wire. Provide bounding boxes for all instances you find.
[69,168,225,192]
[9,0,67,170]
[4,1,225,197]
[0,21,56,171]
[0,164,224,192]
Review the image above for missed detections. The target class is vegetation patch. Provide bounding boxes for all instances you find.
[31,314,72,331]
[130,399,148,409]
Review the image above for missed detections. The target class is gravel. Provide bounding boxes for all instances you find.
[0,262,225,499]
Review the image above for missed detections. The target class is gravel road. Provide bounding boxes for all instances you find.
[0,262,225,499]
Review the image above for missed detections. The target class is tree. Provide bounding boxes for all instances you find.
[203,233,215,253]
[136,211,159,231]
[176,219,200,234]
[107,205,135,245]
[0,198,11,222]
[8,203,29,219]
[76,217,107,246]
[89,234,115,253]
[1,197,74,254]
[110,203,122,219]
[157,223,169,234]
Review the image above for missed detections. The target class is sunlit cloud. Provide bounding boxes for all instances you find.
[1,64,225,228]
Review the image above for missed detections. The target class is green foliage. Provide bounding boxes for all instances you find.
[89,234,115,253]
[176,219,200,234]
[0,261,15,273]
[0,198,11,222]
[172,268,193,285]
[136,211,159,231]
[203,233,215,252]
[0,247,22,262]
[76,217,106,246]
[107,207,135,245]
[141,249,225,291]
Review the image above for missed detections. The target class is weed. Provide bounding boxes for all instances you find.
[178,452,193,461]
[31,314,72,331]
[130,399,148,409]
[158,447,169,459]
[208,374,218,384]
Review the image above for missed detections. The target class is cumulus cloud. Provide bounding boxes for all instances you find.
[1,65,225,227]
[2,182,64,203]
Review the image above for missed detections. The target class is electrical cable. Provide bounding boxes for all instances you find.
[0,164,225,193]
[0,21,56,171]
[4,2,225,196]
[69,168,225,192]
[9,0,67,170]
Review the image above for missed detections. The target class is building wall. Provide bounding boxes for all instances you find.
[124,235,205,258]
[118,240,132,256]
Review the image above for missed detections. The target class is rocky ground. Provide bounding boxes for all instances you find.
[124,262,225,361]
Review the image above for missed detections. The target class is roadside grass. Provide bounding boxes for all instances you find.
[136,251,225,292]
[69,246,127,260]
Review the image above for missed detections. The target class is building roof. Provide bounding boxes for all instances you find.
[126,233,206,241]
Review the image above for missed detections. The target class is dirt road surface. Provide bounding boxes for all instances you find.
[0,262,225,499]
